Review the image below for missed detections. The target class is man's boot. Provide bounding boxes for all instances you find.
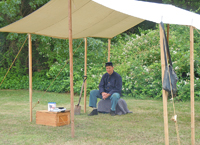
[88,109,98,116]
[110,109,116,116]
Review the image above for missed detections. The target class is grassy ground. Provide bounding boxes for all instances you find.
[0,89,200,145]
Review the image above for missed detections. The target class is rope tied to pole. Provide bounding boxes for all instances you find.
[163,27,181,145]
[0,36,28,87]
[194,27,200,35]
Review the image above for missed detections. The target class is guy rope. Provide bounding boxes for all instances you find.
[0,36,28,87]
[194,27,200,35]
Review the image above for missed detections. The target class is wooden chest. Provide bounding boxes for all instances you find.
[36,110,70,127]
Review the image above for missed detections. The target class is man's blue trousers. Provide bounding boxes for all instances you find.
[89,90,120,111]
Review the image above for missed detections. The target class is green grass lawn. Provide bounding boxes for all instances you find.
[0,89,200,145]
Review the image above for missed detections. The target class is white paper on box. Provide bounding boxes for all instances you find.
[48,102,56,111]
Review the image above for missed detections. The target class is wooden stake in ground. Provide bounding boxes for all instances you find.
[190,26,195,145]
[159,24,169,145]
[108,39,111,62]
[28,33,32,122]
[68,0,74,138]
[84,37,87,113]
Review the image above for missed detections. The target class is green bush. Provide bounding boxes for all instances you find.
[110,25,200,101]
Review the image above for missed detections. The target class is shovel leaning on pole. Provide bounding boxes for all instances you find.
[74,76,87,115]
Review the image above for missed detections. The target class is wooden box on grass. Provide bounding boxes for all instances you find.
[36,110,70,127]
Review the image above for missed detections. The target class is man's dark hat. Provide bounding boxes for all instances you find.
[105,62,113,67]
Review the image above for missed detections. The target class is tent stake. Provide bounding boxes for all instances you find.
[28,33,32,122]
[190,26,195,145]
[108,39,111,62]
[84,37,87,113]
[68,0,74,138]
[159,24,169,145]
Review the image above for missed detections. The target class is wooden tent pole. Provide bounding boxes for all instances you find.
[84,37,87,113]
[68,0,74,138]
[190,26,195,145]
[159,24,169,145]
[108,39,111,62]
[167,24,169,43]
[28,33,32,122]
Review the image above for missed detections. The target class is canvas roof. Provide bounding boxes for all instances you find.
[94,0,200,30]
[0,0,200,39]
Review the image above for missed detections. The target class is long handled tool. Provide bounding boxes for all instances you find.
[74,76,87,115]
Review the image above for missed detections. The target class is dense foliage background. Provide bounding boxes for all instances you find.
[0,0,200,101]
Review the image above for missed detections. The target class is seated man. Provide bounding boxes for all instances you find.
[88,62,122,116]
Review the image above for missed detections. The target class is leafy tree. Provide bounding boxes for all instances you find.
[162,0,200,13]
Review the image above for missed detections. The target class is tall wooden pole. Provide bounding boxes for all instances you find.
[108,39,111,62]
[68,0,74,138]
[159,24,169,145]
[84,37,87,113]
[28,34,32,122]
[190,26,195,145]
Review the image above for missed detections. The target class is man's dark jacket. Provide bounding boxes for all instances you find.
[99,71,122,96]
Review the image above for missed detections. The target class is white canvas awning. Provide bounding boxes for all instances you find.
[1,0,200,39]
[94,0,200,30]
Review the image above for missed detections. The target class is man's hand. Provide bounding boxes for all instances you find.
[102,92,106,96]
[102,92,110,100]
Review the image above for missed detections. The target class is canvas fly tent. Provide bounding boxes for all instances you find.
[0,0,200,144]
